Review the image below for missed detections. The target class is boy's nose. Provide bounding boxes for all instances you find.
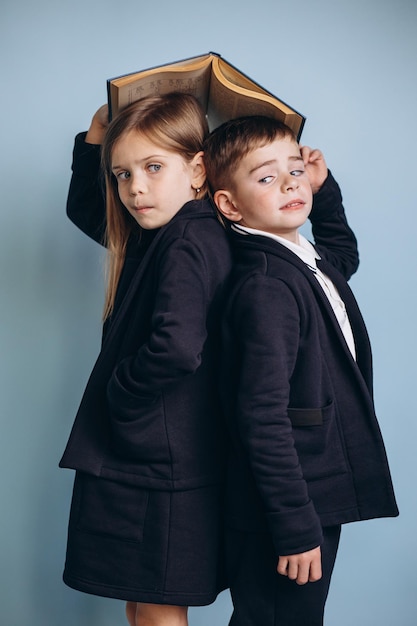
[282,174,299,192]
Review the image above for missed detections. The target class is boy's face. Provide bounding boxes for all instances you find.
[214,136,313,243]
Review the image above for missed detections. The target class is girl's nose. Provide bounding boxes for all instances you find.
[129,175,146,195]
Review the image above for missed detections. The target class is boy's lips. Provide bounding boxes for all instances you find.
[280,199,305,211]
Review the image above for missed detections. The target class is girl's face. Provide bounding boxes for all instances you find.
[111,130,203,230]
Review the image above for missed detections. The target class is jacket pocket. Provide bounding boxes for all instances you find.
[76,473,149,543]
[289,401,348,481]
[109,393,171,466]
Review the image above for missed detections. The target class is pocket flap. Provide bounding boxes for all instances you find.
[288,407,323,427]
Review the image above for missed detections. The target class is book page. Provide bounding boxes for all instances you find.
[111,54,212,88]
[218,58,267,95]
[110,59,213,117]
[207,70,303,136]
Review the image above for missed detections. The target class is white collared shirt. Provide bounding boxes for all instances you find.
[232,224,356,360]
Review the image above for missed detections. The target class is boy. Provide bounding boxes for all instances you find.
[203,116,398,625]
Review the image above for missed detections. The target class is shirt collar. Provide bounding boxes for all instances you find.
[232,223,321,269]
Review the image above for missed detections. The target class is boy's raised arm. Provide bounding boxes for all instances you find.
[300,145,328,194]
[303,147,359,281]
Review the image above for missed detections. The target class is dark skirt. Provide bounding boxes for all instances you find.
[63,472,225,605]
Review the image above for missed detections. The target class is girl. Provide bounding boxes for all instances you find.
[60,93,232,626]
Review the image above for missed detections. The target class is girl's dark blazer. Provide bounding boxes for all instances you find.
[220,174,399,556]
[59,134,233,491]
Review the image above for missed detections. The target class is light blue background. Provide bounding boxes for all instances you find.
[1,0,415,624]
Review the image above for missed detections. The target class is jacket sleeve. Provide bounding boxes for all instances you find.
[66,132,107,245]
[231,272,323,556]
[309,171,359,280]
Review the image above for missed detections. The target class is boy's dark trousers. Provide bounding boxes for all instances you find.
[226,525,341,626]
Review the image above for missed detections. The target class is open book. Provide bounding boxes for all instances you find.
[107,52,305,139]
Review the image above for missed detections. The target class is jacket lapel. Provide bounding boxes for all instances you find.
[316,256,373,390]
[235,234,372,390]
[101,226,164,352]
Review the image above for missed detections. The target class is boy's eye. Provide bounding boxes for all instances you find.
[148,163,162,173]
[290,169,305,177]
[259,175,274,184]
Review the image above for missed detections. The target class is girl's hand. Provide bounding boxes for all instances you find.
[85,104,109,145]
[300,146,328,194]
[277,546,322,585]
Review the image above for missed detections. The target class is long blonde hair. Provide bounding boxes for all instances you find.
[101,92,209,320]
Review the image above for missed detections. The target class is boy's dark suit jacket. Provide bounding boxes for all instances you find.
[220,174,398,556]
[59,135,233,491]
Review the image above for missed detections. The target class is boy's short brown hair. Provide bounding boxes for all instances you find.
[203,115,296,195]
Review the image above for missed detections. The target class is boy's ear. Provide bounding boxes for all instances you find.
[190,151,206,190]
[213,190,242,222]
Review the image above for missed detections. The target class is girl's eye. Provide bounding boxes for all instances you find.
[148,163,162,173]
[116,171,130,181]
[259,175,273,184]
[290,169,305,177]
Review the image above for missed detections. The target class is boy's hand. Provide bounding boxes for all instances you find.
[300,146,328,194]
[85,104,109,145]
[277,546,322,585]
